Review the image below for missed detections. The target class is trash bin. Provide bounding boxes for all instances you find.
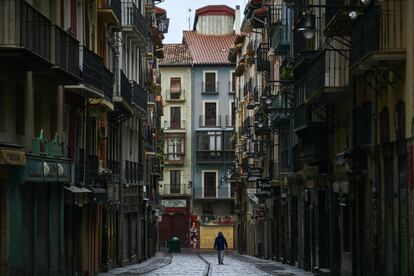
[169,236,181,253]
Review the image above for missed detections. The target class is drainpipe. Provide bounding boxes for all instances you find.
[191,62,195,217]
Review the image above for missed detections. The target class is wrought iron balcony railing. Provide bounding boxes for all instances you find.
[0,0,52,62]
[256,43,270,73]
[160,184,190,195]
[81,47,105,91]
[131,81,148,112]
[306,49,349,100]
[120,70,132,103]
[202,81,219,94]
[225,115,235,128]
[350,1,406,66]
[164,120,186,130]
[97,0,122,24]
[121,1,148,45]
[196,151,235,163]
[125,161,144,184]
[52,25,80,78]
[102,66,114,99]
[270,19,291,56]
[199,115,222,128]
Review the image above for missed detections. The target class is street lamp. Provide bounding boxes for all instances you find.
[297,9,316,39]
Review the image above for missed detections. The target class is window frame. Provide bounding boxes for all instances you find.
[203,70,218,93]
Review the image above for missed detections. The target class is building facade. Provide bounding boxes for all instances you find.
[186,5,237,250]
[0,0,166,275]
[233,0,414,276]
[158,44,193,247]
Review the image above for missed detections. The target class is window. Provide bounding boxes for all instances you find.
[204,72,217,93]
[170,107,181,129]
[170,170,181,194]
[15,86,25,135]
[167,138,183,160]
[170,77,181,99]
[204,102,217,126]
[230,71,236,93]
[197,132,222,151]
[203,171,217,197]
[202,202,214,215]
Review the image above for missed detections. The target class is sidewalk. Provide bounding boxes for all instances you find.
[231,254,314,276]
[98,252,172,276]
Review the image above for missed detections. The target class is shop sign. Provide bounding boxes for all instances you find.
[25,155,71,183]
[26,156,44,182]
[0,149,26,166]
[248,167,262,181]
[256,179,272,197]
[255,207,265,221]
[161,199,186,208]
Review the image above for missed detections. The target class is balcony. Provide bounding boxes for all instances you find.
[131,81,148,113]
[199,115,222,128]
[164,133,186,165]
[254,113,270,135]
[79,47,105,95]
[52,25,80,80]
[193,187,234,200]
[256,43,270,73]
[125,161,144,184]
[121,70,132,101]
[165,89,185,102]
[196,151,235,164]
[164,120,186,131]
[102,67,114,99]
[0,0,52,68]
[306,49,349,100]
[350,1,406,71]
[225,115,235,128]
[98,0,122,24]
[160,184,190,195]
[121,1,148,48]
[195,131,235,163]
[270,20,291,56]
[202,81,219,94]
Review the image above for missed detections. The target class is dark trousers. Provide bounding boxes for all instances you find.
[217,250,224,264]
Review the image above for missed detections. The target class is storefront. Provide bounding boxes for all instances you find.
[20,153,70,276]
[159,196,190,248]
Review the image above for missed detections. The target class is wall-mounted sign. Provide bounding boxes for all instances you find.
[248,167,262,182]
[0,149,26,166]
[25,155,71,183]
[161,199,186,208]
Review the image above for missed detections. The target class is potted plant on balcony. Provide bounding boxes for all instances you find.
[280,65,293,81]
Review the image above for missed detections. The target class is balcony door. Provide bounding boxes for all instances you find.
[170,170,181,194]
[203,171,217,198]
[170,77,181,99]
[170,107,181,129]
[204,102,217,127]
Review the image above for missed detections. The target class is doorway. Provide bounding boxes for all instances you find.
[0,176,9,276]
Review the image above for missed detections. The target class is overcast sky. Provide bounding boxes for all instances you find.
[158,0,248,43]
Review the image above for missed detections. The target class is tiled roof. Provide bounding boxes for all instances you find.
[159,44,192,65]
[183,31,237,64]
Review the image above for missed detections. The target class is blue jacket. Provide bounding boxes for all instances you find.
[214,235,228,251]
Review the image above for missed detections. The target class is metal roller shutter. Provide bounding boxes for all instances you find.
[35,183,49,276]
[49,184,61,275]
[20,185,34,276]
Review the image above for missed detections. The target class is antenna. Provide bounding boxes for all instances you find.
[188,9,192,30]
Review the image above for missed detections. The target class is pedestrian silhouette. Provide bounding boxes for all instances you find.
[213,232,228,264]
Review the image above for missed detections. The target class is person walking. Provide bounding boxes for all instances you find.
[213,232,228,265]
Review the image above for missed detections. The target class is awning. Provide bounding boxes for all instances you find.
[64,186,92,193]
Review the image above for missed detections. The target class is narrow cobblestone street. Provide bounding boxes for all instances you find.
[100,253,314,276]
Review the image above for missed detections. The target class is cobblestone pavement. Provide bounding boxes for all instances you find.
[101,252,314,276]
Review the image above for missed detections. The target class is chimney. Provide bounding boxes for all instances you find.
[234,5,241,34]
